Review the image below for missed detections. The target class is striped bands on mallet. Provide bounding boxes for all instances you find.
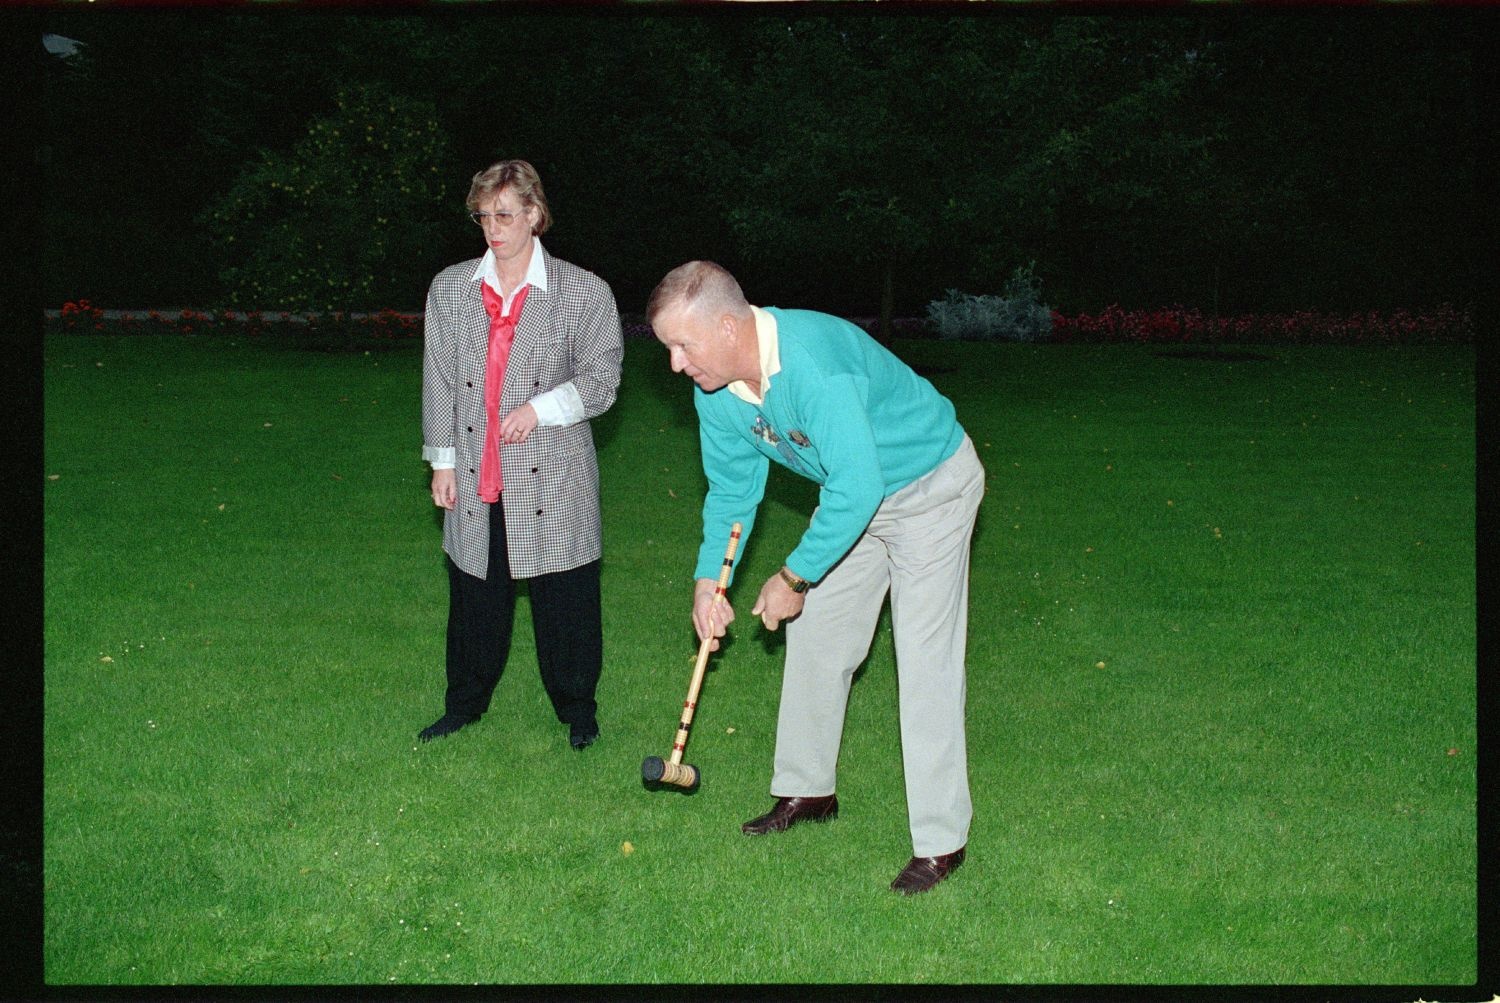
[641,521,743,792]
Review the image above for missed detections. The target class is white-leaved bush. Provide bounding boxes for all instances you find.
[925,263,1053,342]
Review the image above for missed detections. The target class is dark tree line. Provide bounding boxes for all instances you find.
[39,10,1484,324]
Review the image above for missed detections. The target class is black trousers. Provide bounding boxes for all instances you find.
[443,497,602,730]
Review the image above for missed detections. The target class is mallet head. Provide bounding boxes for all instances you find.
[642,755,700,791]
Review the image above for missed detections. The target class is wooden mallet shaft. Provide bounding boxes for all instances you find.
[642,522,742,790]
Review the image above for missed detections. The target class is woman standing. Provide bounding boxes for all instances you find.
[420,159,623,749]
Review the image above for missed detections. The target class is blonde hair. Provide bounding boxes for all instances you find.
[647,260,748,324]
[465,159,552,236]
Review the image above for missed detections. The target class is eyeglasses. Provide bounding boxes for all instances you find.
[469,208,528,228]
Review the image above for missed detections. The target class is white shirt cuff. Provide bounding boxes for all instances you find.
[529,383,586,427]
[423,446,456,469]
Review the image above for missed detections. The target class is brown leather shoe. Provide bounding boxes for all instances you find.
[740,795,839,835]
[890,846,966,895]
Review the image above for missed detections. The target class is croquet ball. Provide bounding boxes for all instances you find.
[621,841,635,855]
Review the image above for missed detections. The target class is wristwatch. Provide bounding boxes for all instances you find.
[779,566,809,593]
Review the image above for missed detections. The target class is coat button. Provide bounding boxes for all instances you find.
[533,381,540,389]
[535,509,543,516]
[466,426,474,433]
[466,380,473,388]
[469,468,475,474]
[531,467,538,474]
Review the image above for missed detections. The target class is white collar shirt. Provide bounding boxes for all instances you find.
[471,237,549,318]
[727,305,781,406]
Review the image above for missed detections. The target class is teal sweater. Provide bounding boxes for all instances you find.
[693,307,966,585]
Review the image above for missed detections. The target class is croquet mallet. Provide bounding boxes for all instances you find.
[641,522,743,791]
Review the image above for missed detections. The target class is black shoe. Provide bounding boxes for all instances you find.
[890,846,966,895]
[569,724,599,750]
[418,712,479,742]
[741,795,839,835]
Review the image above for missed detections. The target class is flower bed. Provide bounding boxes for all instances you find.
[1048,303,1473,345]
[47,302,423,348]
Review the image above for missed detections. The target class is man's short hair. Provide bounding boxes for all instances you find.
[647,261,748,325]
[466,159,552,237]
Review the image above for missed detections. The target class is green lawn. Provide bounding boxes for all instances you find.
[42,333,1476,985]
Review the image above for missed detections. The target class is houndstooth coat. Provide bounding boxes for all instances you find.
[421,247,623,580]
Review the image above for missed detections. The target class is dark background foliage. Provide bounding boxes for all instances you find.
[37,10,1485,321]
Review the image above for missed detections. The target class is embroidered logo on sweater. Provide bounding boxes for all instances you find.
[751,415,808,474]
[751,415,780,446]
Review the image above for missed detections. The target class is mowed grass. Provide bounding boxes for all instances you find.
[43,332,1475,985]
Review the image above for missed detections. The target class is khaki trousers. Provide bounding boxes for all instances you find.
[773,436,985,857]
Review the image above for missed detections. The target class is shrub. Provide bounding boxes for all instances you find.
[202,83,452,314]
[924,263,1053,342]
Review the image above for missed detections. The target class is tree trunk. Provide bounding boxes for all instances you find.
[1212,257,1220,320]
[877,258,894,345]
